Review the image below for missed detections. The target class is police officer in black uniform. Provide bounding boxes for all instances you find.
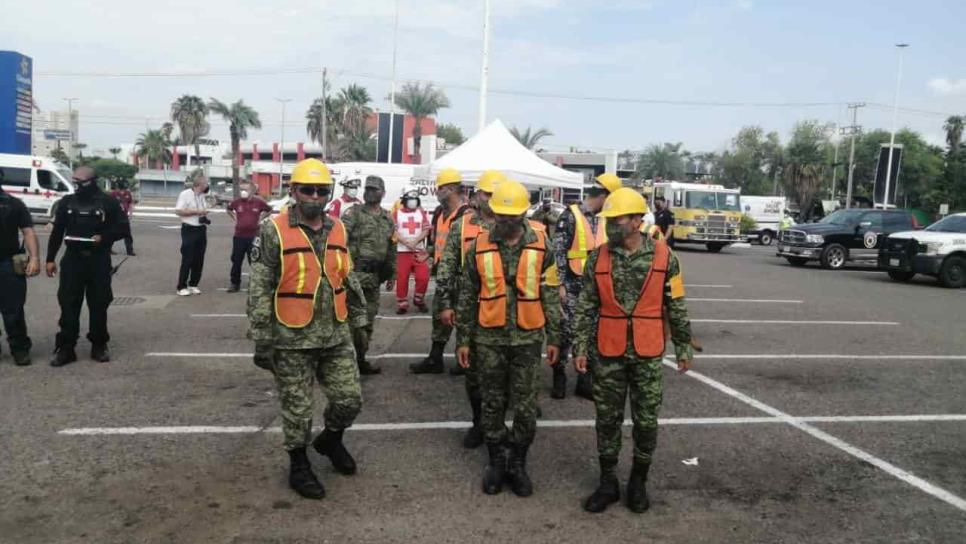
[0,172,41,366]
[45,166,127,366]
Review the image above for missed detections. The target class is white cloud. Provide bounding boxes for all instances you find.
[735,0,754,11]
[927,77,966,96]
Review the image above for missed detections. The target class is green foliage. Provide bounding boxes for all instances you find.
[636,142,688,179]
[392,82,450,158]
[739,213,757,233]
[509,126,553,150]
[49,147,70,165]
[306,82,376,162]
[170,95,210,158]
[843,128,944,208]
[719,126,783,194]
[136,128,173,168]
[91,158,136,182]
[437,123,465,146]
[208,98,261,194]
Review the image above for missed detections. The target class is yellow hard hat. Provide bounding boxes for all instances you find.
[598,187,649,218]
[477,170,507,193]
[290,158,333,185]
[436,168,462,188]
[489,180,530,216]
[595,172,623,194]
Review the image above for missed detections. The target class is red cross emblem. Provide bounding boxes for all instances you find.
[402,215,421,235]
[43,191,53,199]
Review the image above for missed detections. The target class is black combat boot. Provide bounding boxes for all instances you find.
[574,372,593,401]
[91,344,111,363]
[462,396,484,449]
[551,363,567,399]
[626,460,651,513]
[482,443,507,495]
[50,346,77,367]
[506,443,533,497]
[287,448,325,499]
[357,353,382,375]
[12,350,32,366]
[583,457,620,513]
[312,428,357,475]
[409,341,445,374]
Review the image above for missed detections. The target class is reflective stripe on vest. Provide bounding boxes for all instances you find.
[434,206,462,264]
[475,229,547,330]
[594,240,670,358]
[566,204,606,275]
[460,211,481,264]
[272,212,350,328]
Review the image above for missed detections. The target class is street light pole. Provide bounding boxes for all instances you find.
[276,98,292,197]
[62,97,77,170]
[883,43,908,209]
[387,0,399,164]
[477,0,492,134]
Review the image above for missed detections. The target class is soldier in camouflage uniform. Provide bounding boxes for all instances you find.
[456,180,561,498]
[572,188,694,514]
[553,173,622,400]
[436,170,505,448]
[529,198,560,239]
[342,175,396,376]
[247,159,368,500]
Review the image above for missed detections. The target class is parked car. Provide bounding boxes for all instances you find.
[878,213,966,288]
[776,208,919,270]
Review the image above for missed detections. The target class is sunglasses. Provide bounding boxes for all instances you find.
[296,186,331,197]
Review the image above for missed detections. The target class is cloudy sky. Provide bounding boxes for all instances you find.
[6,0,965,155]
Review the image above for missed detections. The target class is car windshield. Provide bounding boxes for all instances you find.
[925,215,966,233]
[685,191,741,211]
[57,169,75,189]
[819,209,864,225]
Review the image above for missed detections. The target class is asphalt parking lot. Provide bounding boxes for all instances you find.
[1,209,964,543]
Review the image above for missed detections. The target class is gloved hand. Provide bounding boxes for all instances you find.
[253,343,276,373]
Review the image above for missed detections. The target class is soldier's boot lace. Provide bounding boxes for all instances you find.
[482,443,507,495]
[551,363,567,399]
[626,461,651,513]
[91,344,111,363]
[313,428,357,475]
[506,443,533,497]
[584,457,620,513]
[287,448,325,500]
[50,346,78,367]
[574,372,594,401]
[462,396,484,449]
[409,341,445,374]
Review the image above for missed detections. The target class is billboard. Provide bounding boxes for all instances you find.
[872,143,902,207]
[0,51,33,155]
[376,112,404,164]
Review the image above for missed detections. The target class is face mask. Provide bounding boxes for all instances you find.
[299,200,325,220]
[364,190,383,205]
[240,190,251,199]
[346,188,359,199]
[405,199,418,209]
[492,217,523,239]
[606,221,634,245]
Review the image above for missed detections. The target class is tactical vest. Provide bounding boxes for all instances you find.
[594,240,670,358]
[271,212,350,328]
[65,197,106,240]
[474,229,547,331]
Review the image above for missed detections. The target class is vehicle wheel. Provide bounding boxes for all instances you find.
[887,270,915,282]
[820,244,848,270]
[706,243,725,253]
[786,257,808,267]
[759,231,774,246]
[939,256,966,288]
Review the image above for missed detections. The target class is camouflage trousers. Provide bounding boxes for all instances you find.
[351,271,382,360]
[274,342,363,451]
[559,276,583,362]
[465,338,482,400]
[593,355,664,465]
[430,280,454,344]
[477,342,542,446]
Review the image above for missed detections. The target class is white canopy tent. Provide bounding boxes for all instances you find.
[416,119,584,190]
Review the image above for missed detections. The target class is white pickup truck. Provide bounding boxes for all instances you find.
[877,213,966,288]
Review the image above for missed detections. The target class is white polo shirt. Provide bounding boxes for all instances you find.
[175,188,207,226]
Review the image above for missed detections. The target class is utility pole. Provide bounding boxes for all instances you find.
[477,0,492,134]
[830,137,840,200]
[883,43,909,209]
[388,0,399,163]
[841,102,865,209]
[321,68,328,161]
[62,98,77,170]
[276,98,292,197]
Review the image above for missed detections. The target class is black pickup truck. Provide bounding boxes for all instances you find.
[776,209,918,270]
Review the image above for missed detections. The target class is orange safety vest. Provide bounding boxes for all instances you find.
[474,229,547,331]
[567,204,607,275]
[434,205,464,264]
[594,239,670,358]
[271,212,351,328]
[460,211,482,264]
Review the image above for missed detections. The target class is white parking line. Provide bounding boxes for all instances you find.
[56,414,966,435]
[662,358,966,512]
[691,319,899,325]
[696,354,966,361]
[685,284,733,288]
[688,298,802,303]
[146,352,456,359]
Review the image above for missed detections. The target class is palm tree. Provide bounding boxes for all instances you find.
[510,126,553,150]
[338,84,373,133]
[135,129,173,169]
[208,98,261,197]
[109,147,122,160]
[637,142,688,179]
[943,115,964,153]
[392,82,450,161]
[170,95,210,166]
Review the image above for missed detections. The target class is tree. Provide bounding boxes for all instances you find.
[636,142,688,180]
[109,147,122,160]
[208,98,261,197]
[337,84,373,134]
[91,158,136,183]
[943,115,964,152]
[135,129,173,169]
[509,126,553,150]
[50,147,70,165]
[719,126,783,194]
[392,82,450,160]
[782,120,833,212]
[436,123,465,146]
[843,128,943,209]
[170,95,210,165]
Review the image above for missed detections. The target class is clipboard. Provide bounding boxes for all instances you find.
[65,236,97,243]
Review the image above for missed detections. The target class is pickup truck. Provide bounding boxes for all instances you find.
[878,213,966,288]
[776,208,918,270]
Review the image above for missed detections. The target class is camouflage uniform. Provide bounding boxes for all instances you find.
[572,238,693,468]
[456,222,561,447]
[247,212,368,450]
[530,204,561,240]
[429,203,470,343]
[342,204,396,365]
[554,203,600,362]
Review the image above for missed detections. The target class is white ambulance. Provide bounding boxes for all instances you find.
[0,153,75,223]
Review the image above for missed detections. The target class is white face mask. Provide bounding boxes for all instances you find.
[240,190,250,199]
[345,188,359,199]
[405,199,418,209]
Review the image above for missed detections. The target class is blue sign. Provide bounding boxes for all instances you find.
[0,51,33,155]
